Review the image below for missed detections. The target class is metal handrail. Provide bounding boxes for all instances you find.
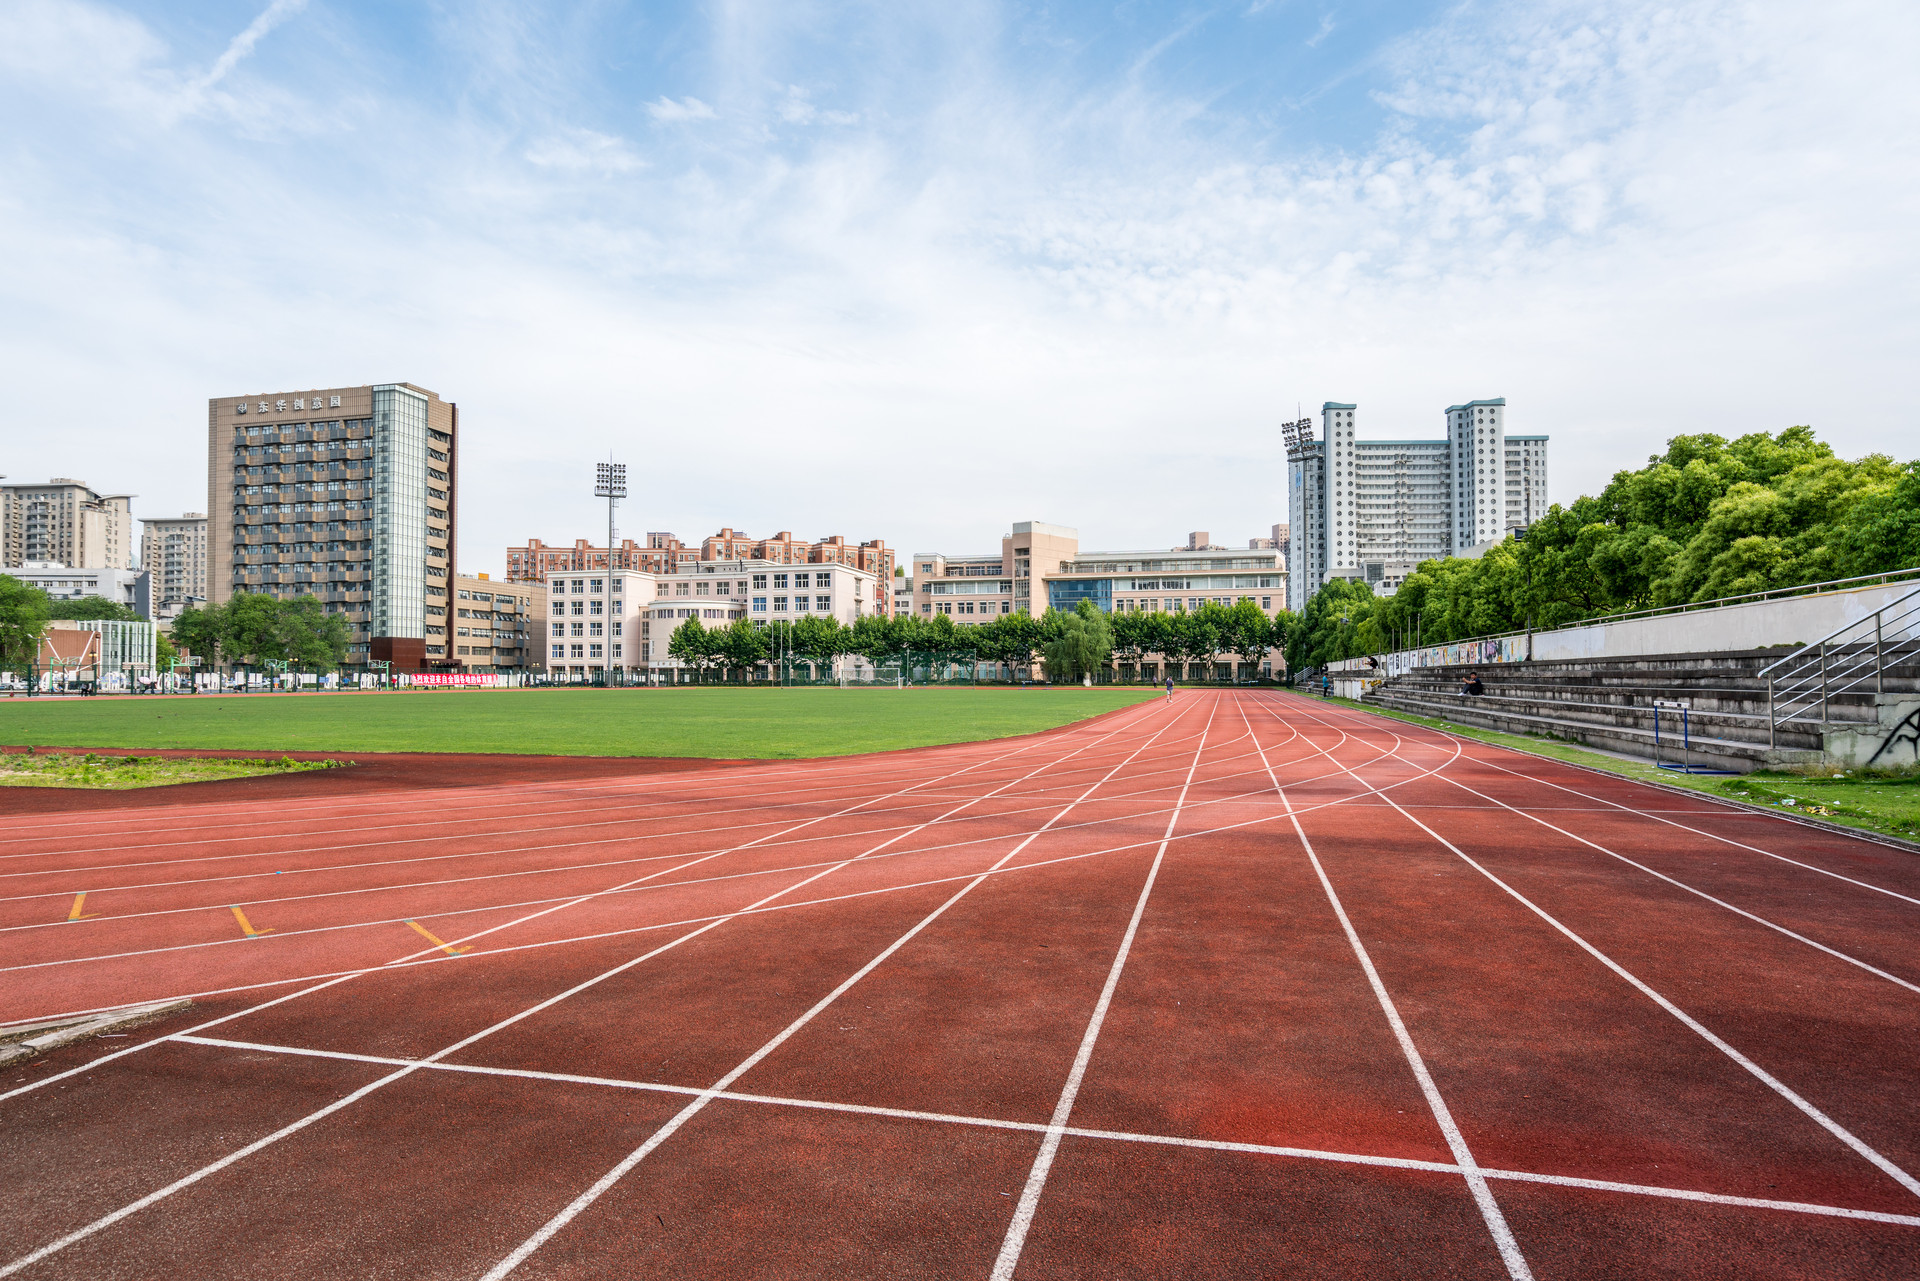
[1764,588,1920,745]
[1756,583,1920,678]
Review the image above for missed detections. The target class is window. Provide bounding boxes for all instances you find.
[696,582,709,596]
[551,645,564,659]
[612,644,622,657]
[570,622,584,637]
[773,596,788,611]
[570,644,584,658]
[773,573,789,589]
[752,574,767,589]
[816,595,831,611]
[570,600,584,616]
[589,622,603,636]
[752,596,767,612]
[612,621,622,636]
[715,581,730,595]
[551,623,564,637]
[571,579,584,593]
[922,604,931,615]
[590,579,603,593]
[589,644,603,658]
[589,600,603,615]
[815,572,831,588]
[675,582,689,596]
[1001,601,1011,614]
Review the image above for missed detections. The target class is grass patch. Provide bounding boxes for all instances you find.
[1319,694,1920,845]
[0,750,347,791]
[0,686,1160,760]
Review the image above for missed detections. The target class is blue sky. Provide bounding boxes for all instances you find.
[2,0,1914,574]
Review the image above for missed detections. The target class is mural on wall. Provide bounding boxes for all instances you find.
[1866,705,1920,766]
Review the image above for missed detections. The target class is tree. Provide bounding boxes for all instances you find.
[1177,602,1229,679]
[667,615,718,673]
[992,611,1043,677]
[1040,601,1113,683]
[1221,599,1275,678]
[170,602,225,666]
[275,595,350,670]
[792,614,849,676]
[47,595,139,622]
[0,574,51,671]
[220,592,286,667]
[1108,610,1150,676]
[718,618,769,676]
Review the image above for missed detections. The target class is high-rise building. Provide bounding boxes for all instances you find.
[449,572,545,672]
[1286,398,1549,609]
[208,383,458,671]
[139,513,208,621]
[1,479,135,570]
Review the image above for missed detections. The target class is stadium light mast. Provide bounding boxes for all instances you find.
[595,459,627,687]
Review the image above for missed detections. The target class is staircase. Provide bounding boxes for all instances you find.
[1360,649,1920,772]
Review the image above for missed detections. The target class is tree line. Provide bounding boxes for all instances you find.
[1288,426,1920,671]
[0,577,172,670]
[666,598,1299,682]
[170,595,351,670]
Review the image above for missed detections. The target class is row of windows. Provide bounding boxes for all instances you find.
[553,643,619,659]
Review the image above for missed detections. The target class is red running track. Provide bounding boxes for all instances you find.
[3,690,1918,1279]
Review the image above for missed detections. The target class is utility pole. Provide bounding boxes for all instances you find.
[595,459,626,688]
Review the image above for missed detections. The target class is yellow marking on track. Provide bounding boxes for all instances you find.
[230,905,274,938]
[406,920,471,956]
[67,893,97,922]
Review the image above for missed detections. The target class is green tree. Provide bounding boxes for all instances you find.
[221,592,287,667]
[1040,601,1113,683]
[719,618,770,675]
[170,602,225,666]
[792,615,849,677]
[0,574,51,671]
[47,595,140,622]
[1108,609,1150,676]
[667,615,718,673]
[1221,599,1275,678]
[274,595,351,669]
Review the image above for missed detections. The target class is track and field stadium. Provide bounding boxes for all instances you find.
[3,689,1917,1279]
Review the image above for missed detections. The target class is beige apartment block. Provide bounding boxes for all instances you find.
[208,383,457,671]
[2,479,135,570]
[510,529,897,614]
[450,572,545,671]
[539,559,881,678]
[140,513,208,620]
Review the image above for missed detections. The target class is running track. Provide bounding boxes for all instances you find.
[3,690,1918,1279]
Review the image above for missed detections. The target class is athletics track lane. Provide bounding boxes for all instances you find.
[1,690,1917,1279]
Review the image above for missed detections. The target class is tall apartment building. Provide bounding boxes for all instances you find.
[139,513,208,620]
[509,530,898,614]
[1,479,135,570]
[1286,399,1549,609]
[208,383,458,671]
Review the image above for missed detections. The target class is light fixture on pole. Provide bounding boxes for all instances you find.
[594,460,627,687]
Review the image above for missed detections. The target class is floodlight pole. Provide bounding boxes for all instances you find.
[594,459,628,689]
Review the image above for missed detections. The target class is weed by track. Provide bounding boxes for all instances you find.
[0,750,349,791]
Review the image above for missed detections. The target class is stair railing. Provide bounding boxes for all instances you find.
[1758,585,1920,746]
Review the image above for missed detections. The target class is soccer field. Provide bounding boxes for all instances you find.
[0,686,1160,759]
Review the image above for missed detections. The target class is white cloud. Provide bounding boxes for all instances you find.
[525,129,646,175]
[646,95,716,122]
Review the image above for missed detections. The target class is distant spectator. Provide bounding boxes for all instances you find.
[1462,670,1485,697]
[1366,656,1380,671]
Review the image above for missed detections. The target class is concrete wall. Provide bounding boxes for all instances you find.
[1330,580,1920,674]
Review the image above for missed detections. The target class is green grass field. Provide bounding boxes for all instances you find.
[0,687,1160,760]
[0,752,344,790]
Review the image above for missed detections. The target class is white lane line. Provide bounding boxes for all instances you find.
[1429,772,1920,994]
[1240,701,1535,1281]
[1324,703,1920,908]
[987,699,1218,1281]
[0,704,1167,1110]
[169,1033,1920,1231]
[1271,693,1920,1206]
[476,693,1206,1281]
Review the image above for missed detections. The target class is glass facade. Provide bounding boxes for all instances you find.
[370,385,428,640]
[1046,579,1113,613]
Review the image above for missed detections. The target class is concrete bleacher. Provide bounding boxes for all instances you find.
[1360,649,1920,773]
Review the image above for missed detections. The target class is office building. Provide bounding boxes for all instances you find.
[1286,399,1549,608]
[9,564,150,616]
[450,572,546,671]
[2,479,135,571]
[508,530,896,612]
[208,383,458,671]
[139,513,208,622]
[540,559,882,679]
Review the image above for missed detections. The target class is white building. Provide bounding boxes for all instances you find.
[1287,398,1549,608]
[2,479,135,571]
[541,559,882,678]
[8,562,151,617]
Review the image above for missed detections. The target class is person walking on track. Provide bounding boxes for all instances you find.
[1165,676,1174,699]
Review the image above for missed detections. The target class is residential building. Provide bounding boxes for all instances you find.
[2,479,135,570]
[540,559,882,679]
[1286,399,1549,608]
[139,513,209,622]
[450,572,546,671]
[9,563,150,617]
[208,383,458,671]
[509,529,897,614]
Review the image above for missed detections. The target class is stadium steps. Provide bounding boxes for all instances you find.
[1358,649,1920,773]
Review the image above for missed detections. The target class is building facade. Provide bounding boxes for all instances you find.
[1287,399,1549,608]
[508,530,896,612]
[2,479,135,571]
[207,383,458,671]
[139,513,208,621]
[913,521,1286,621]
[539,559,882,679]
[9,564,150,616]
[450,573,545,671]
